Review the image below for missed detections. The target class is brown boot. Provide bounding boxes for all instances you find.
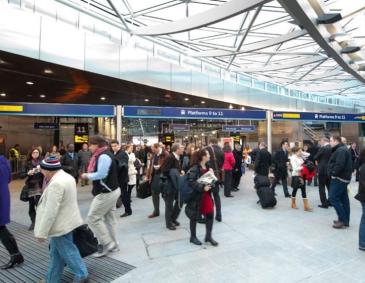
[291,197,298,209]
[303,198,313,212]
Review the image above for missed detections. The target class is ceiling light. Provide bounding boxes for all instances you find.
[241,106,246,110]
[317,13,342,24]
[144,99,149,102]
[0,93,6,97]
[44,69,53,74]
[212,131,216,134]
[341,46,361,54]
[229,105,233,109]
[201,101,205,104]
[184,98,189,101]
[0,59,5,64]
[328,33,351,43]
[26,81,34,85]
[40,94,46,98]
[100,97,106,101]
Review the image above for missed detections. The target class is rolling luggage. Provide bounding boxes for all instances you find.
[256,186,277,208]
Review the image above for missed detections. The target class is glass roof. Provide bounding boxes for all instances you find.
[71,0,365,101]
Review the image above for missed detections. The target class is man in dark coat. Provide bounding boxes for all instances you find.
[206,138,224,222]
[314,137,332,208]
[60,143,79,183]
[161,143,184,230]
[232,143,243,191]
[270,140,290,197]
[254,142,272,177]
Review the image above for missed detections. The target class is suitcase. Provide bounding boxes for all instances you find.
[256,186,277,208]
[137,181,152,199]
[254,175,271,189]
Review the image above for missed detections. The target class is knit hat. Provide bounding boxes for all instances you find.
[40,155,62,171]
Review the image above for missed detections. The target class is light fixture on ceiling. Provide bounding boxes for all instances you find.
[212,130,216,135]
[40,94,46,98]
[241,106,246,110]
[0,93,6,97]
[229,105,233,109]
[144,98,149,102]
[184,98,189,101]
[358,65,365,72]
[340,46,361,54]
[328,33,351,43]
[201,101,205,104]
[317,13,342,24]
[26,81,34,85]
[100,97,106,101]
[44,69,53,74]
[0,59,5,64]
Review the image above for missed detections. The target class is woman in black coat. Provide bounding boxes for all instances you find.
[185,149,218,246]
[355,149,365,251]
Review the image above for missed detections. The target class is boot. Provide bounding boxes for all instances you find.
[0,253,24,269]
[189,221,202,245]
[303,198,313,212]
[204,217,218,246]
[291,197,298,209]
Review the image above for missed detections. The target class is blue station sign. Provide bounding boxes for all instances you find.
[222,125,257,132]
[123,106,266,120]
[273,112,365,122]
[0,103,115,117]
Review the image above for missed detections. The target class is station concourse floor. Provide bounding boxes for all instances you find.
[9,171,365,283]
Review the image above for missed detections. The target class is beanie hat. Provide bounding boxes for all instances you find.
[40,155,62,171]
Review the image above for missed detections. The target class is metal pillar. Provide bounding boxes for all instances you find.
[116,105,122,144]
[266,110,272,153]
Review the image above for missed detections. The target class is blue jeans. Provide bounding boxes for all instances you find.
[329,178,350,225]
[360,202,365,249]
[46,232,88,283]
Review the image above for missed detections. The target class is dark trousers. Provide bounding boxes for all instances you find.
[212,188,221,218]
[318,175,331,206]
[190,213,214,239]
[28,195,41,224]
[232,170,242,189]
[223,170,233,196]
[164,192,181,227]
[291,177,307,198]
[0,226,20,255]
[360,202,365,249]
[120,182,132,214]
[151,190,160,216]
[329,178,350,225]
[271,176,290,196]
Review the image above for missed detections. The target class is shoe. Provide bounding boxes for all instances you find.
[333,220,349,227]
[108,242,120,252]
[28,222,35,231]
[332,221,345,229]
[291,197,298,209]
[190,237,202,246]
[120,212,132,218]
[303,198,313,212]
[0,253,24,269]
[92,243,114,258]
[148,213,159,218]
[359,247,365,251]
[215,216,222,222]
[205,237,218,246]
[167,225,176,231]
[232,188,239,192]
[172,220,180,226]
[285,194,291,198]
[225,195,234,198]
[318,204,328,209]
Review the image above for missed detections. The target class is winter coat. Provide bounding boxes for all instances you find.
[222,152,235,171]
[314,144,332,176]
[114,150,129,186]
[233,149,243,175]
[24,160,44,197]
[327,143,352,182]
[254,148,272,176]
[160,154,181,194]
[355,163,365,203]
[272,149,289,179]
[128,152,137,186]
[78,149,92,172]
[0,156,11,226]
[34,169,83,238]
[60,152,79,178]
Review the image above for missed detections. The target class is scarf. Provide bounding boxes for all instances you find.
[87,146,108,173]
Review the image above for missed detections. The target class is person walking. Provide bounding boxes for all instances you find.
[222,143,235,197]
[271,140,291,198]
[81,136,121,257]
[23,147,44,230]
[186,149,218,246]
[160,143,184,230]
[78,143,92,187]
[289,147,312,211]
[254,142,272,177]
[34,156,88,282]
[232,143,243,191]
[355,148,365,251]
[147,143,169,218]
[314,137,332,208]
[0,155,24,269]
[61,143,79,183]
[121,144,136,217]
[328,136,352,229]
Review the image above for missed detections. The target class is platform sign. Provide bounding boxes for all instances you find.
[123,106,266,120]
[34,123,59,129]
[273,112,365,122]
[74,123,89,146]
[0,103,115,117]
[222,125,256,132]
[171,124,190,131]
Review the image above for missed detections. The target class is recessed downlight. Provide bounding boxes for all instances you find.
[26,81,34,85]
[241,106,246,110]
[229,105,233,109]
[40,94,46,98]
[201,101,205,104]
[144,99,149,102]
[184,98,189,101]
[0,93,6,97]
[100,97,106,101]
[44,69,53,74]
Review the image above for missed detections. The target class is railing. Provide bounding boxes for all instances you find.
[302,124,325,142]
[9,155,27,179]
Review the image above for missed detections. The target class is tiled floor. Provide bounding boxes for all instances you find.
[9,171,365,283]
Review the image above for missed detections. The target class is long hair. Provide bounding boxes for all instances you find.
[27,147,41,162]
[190,149,208,166]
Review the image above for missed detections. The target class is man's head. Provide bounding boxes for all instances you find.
[351,142,357,149]
[259,142,266,150]
[125,144,134,154]
[67,143,75,153]
[281,140,289,151]
[88,136,108,153]
[320,137,329,147]
[82,143,88,151]
[40,155,62,180]
[151,143,161,154]
[341,136,347,145]
[171,143,184,156]
[330,136,341,148]
[234,143,242,151]
[136,145,141,152]
[110,139,120,153]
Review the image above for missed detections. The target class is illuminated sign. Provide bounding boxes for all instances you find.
[273,112,365,122]
[0,105,23,112]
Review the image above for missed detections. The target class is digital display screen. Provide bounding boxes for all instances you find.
[137,109,162,116]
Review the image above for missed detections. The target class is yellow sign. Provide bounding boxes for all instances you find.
[282,113,301,119]
[0,105,23,112]
[74,135,89,143]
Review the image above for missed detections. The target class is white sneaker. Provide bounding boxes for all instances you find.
[108,241,120,253]
[92,244,109,258]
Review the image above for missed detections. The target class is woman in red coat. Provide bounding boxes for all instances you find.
[222,143,236,197]
[0,155,24,269]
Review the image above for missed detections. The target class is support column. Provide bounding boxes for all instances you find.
[266,110,272,153]
[116,105,122,144]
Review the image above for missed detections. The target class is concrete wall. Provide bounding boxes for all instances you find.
[341,123,360,145]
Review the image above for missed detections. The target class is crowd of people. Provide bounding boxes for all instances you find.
[0,135,364,282]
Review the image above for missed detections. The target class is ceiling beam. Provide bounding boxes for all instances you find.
[106,0,130,31]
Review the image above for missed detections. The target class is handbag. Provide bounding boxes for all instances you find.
[73,225,98,258]
[137,181,152,199]
[20,185,29,202]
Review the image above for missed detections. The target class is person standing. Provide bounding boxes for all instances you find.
[0,155,24,269]
[271,140,291,198]
[23,148,44,230]
[206,138,224,222]
[160,143,184,230]
[45,145,61,160]
[328,136,352,229]
[355,149,365,251]
[254,142,272,177]
[78,143,92,187]
[182,143,195,173]
[186,149,218,246]
[147,143,169,218]
[81,136,121,257]
[34,156,88,282]
[314,137,332,208]
[61,144,79,183]
[121,144,136,217]
[350,142,360,177]
[232,143,243,191]
[222,143,235,198]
